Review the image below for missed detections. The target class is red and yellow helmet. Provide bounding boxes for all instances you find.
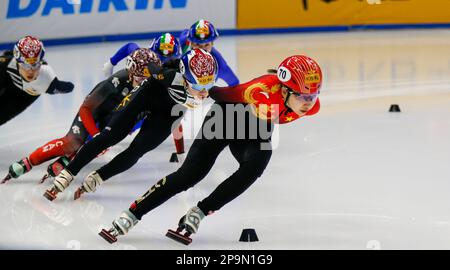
[277,55,322,95]
[126,48,162,84]
[14,35,45,68]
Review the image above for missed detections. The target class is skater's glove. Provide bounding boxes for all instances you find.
[48,79,74,94]
[55,82,74,94]
[103,61,114,78]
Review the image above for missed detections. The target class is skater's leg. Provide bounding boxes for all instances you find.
[165,137,272,238]
[3,135,81,182]
[82,114,181,194]
[46,86,150,198]
[28,136,79,165]
[64,120,132,176]
[96,114,181,181]
[196,139,272,214]
[0,90,38,126]
[45,120,132,197]
[29,113,88,166]
[3,114,87,182]
[98,137,227,243]
[64,85,149,176]
[129,137,228,220]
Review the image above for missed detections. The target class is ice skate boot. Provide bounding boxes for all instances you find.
[74,171,103,200]
[166,206,205,245]
[1,158,32,184]
[43,169,74,201]
[40,156,70,184]
[99,210,139,244]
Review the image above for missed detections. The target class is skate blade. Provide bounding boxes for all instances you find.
[39,173,50,184]
[1,174,12,184]
[166,229,192,245]
[73,187,85,200]
[43,189,57,201]
[99,229,117,244]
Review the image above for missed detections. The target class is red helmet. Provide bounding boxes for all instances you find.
[126,48,162,81]
[14,36,45,67]
[277,55,322,95]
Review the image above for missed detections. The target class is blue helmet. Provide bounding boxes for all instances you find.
[187,19,219,44]
[149,33,181,63]
[180,48,218,91]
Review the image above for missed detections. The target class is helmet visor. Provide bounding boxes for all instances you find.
[187,80,215,92]
[18,61,41,71]
[290,90,319,103]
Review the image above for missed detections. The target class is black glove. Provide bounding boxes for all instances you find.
[47,79,74,94]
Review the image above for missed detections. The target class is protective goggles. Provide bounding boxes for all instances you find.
[289,90,319,103]
[185,78,215,92]
[18,61,41,71]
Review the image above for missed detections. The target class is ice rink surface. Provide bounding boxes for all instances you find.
[1,29,450,250]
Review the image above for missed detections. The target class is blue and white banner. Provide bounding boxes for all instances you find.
[0,0,236,44]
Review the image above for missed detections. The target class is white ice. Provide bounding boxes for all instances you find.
[1,29,450,250]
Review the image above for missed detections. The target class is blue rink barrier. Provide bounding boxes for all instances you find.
[1,23,450,50]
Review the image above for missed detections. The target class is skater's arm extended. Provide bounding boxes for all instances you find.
[209,75,271,103]
[110,43,140,66]
[103,43,140,77]
[41,65,74,94]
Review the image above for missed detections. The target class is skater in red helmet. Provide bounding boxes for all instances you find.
[99,55,322,245]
